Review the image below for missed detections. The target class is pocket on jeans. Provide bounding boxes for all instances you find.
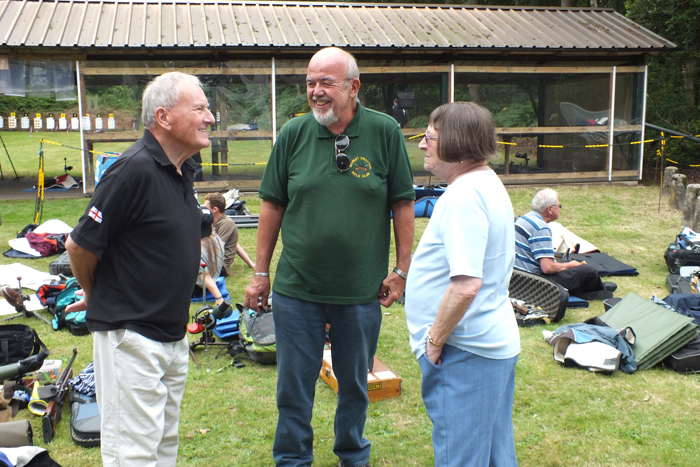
[419,352,443,372]
[110,329,128,348]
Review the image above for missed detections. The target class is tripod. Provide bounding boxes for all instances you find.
[0,133,20,181]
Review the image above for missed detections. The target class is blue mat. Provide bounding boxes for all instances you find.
[568,252,638,276]
[567,296,590,308]
[415,197,440,218]
[191,276,230,303]
[213,307,240,340]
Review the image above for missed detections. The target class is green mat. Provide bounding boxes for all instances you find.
[600,293,699,370]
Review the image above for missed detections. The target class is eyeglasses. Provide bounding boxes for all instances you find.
[550,204,562,209]
[423,133,438,143]
[335,135,351,172]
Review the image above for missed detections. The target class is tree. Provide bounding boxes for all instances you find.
[626,0,699,109]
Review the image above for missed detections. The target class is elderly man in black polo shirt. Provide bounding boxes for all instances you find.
[66,72,214,466]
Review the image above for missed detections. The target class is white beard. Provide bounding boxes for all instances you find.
[312,105,338,127]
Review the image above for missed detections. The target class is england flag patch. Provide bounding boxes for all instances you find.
[88,206,103,223]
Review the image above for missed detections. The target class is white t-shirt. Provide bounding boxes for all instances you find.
[405,169,520,360]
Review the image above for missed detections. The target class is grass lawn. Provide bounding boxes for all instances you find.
[1,184,699,467]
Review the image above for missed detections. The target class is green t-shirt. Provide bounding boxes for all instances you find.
[259,105,415,304]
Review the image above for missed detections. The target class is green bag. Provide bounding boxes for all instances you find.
[52,278,89,336]
[230,304,276,365]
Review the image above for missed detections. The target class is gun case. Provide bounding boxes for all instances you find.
[664,335,700,374]
[49,251,73,276]
[69,390,100,447]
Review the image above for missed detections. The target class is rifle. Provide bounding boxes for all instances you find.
[42,347,78,444]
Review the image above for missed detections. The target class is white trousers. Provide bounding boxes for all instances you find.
[93,330,189,467]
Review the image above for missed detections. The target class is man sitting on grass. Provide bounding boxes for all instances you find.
[514,188,616,300]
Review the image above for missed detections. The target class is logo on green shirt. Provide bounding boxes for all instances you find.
[351,157,372,178]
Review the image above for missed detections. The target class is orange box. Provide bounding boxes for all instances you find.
[319,344,401,402]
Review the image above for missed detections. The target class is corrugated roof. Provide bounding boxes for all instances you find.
[0,0,675,51]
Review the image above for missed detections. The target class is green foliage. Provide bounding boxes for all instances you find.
[223,83,272,131]
[274,86,309,129]
[626,0,700,54]
[492,102,538,128]
[0,96,77,114]
[626,0,700,165]
[86,85,142,112]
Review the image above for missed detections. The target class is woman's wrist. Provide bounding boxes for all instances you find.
[427,331,445,347]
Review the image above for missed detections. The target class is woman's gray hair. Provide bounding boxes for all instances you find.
[532,188,559,213]
[428,102,498,163]
[141,72,203,129]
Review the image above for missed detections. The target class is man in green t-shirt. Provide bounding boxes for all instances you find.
[244,47,415,467]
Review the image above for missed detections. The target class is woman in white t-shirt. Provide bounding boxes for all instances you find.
[405,102,520,467]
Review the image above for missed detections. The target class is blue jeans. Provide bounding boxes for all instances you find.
[419,345,519,467]
[272,292,382,467]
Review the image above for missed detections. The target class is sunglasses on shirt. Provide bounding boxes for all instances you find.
[335,135,351,172]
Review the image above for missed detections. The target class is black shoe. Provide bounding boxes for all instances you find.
[603,282,617,292]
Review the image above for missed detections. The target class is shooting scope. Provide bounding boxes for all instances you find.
[211,298,233,320]
[0,348,50,382]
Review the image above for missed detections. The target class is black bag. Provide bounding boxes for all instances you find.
[664,234,700,274]
[0,324,46,365]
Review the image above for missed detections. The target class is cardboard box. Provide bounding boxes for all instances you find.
[319,344,401,402]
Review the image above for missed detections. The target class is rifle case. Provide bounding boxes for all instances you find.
[666,274,694,294]
[69,391,100,447]
[664,334,700,373]
[49,251,73,276]
[509,268,568,324]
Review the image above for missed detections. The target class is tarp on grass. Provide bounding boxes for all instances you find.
[600,293,699,370]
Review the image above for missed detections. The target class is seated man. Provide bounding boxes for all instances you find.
[203,193,255,276]
[514,188,616,300]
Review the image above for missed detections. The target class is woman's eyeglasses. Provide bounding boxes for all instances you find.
[335,135,351,172]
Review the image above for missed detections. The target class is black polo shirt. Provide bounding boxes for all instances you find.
[70,130,201,342]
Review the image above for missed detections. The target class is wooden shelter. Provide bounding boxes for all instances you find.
[0,0,675,192]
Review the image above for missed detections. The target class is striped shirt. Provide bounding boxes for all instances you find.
[514,211,554,274]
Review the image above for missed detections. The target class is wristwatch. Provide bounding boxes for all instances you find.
[392,267,408,280]
[254,272,270,277]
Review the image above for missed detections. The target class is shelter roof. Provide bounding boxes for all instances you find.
[0,0,675,53]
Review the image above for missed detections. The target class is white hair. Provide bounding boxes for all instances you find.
[532,188,559,213]
[141,72,202,129]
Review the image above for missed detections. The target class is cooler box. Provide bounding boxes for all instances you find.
[95,153,120,186]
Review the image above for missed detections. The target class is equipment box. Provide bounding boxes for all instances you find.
[320,344,401,402]
[49,251,73,276]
